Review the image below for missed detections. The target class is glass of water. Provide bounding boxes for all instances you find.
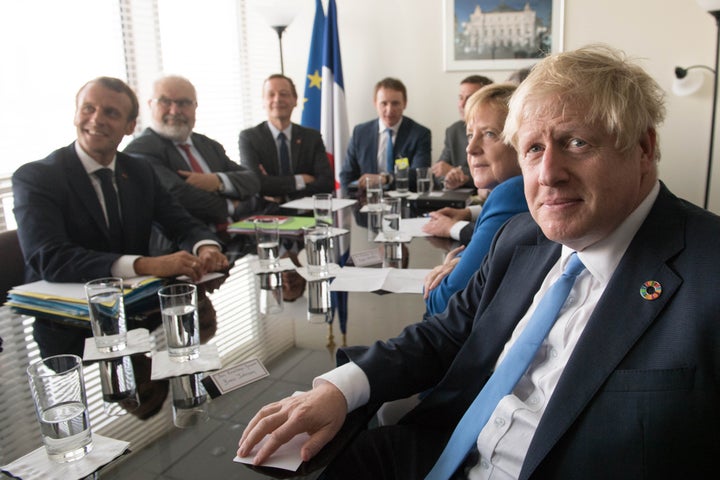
[382,197,402,241]
[416,167,432,195]
[158,284,200,362]
[85,277,127,353]
[254,218,280,269]
[313,193,333,227]
[27,354,93,463]
[394,164,409,194]
[365,176,383,211]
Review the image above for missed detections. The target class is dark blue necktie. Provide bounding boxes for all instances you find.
[425,253,586,479]
[278,132,291,176]
[385,128,394,173]
[94,168,124,252]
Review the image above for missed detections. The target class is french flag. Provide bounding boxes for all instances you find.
[320,0,349,193]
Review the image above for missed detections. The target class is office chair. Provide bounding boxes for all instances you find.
[0,230,25,304]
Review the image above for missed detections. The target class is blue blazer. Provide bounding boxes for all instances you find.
[341,183,720,478]
[12,144,219,283]
[340,116,431,193]
[425,175,527,316]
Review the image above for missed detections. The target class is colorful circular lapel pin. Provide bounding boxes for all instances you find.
[640,280,662,300]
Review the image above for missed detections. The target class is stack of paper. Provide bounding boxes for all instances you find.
[5,276,163,321]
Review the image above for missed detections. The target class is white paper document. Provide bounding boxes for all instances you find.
[399,217,432,237]
[329,267,431,294]
[281,197,357,211]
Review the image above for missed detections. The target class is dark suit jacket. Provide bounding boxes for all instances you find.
[339,116,431,193]
[124,128,258,223]
[238,122,333,200]
[12,144,220,283]
[340,184,720,478]
[437,119,474,189]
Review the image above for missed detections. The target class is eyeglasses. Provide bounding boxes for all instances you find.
[152,97,196,109]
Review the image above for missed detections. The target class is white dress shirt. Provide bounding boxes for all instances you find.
[317,181,660,478]
[266,122,305,191]
[75,141,220,279]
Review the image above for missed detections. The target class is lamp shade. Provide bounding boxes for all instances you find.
[673,68,706,96]
[697,0,720,12]
[253,0,301,28]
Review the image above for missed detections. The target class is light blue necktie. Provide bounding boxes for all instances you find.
[425,253,586,480]
[278,132,291,176]
[385,128,394,173]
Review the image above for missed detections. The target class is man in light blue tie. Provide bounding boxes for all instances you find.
[238,45,720,479]
[339,77,431,195]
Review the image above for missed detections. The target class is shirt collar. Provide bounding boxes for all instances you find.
[74,141,116,174]
[378,117,402,135]
[564,181,660,285]
[267,121,292,140]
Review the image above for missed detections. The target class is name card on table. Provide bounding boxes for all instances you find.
[201,358,269,398]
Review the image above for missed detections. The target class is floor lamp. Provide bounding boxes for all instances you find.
[255,1,300,75]
[697,1,720,209]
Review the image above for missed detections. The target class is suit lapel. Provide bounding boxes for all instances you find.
[260,123,280,175]
[63,147,109,237]
[190,133,216,172]
[290,125,303,171]
[114,155,144,251]
[520,188,686,479]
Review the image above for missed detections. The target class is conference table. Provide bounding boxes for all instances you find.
[0,200,457,480]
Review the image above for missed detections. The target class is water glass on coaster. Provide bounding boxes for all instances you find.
[313,193,333,227]
[307,279,332,324]
[416,167,433,195]
[258,271,283,315]
[85,277,127,353]
[27,354,93,463]
[394,164,409,194]
[304,225,332,277]
[170,373,209,428]
[382,197,402,241]
[254,217,280,269]
[365,176,383,211]
[98,355,139,416]
[158,284,200,362]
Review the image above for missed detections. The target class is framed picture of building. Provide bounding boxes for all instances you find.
[444,0,564,71]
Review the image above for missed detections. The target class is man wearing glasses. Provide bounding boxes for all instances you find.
[124,75,258,245]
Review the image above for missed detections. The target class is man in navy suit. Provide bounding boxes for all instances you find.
[238,74,334,205]
[12,77,228,284]
[237,45,720,479]
[124,75,259,229]
[339,77,431,195]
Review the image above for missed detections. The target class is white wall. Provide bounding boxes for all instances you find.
[276,0,720,213]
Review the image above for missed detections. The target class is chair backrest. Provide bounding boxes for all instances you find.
[0,230,25,303]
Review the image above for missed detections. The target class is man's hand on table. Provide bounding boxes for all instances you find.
[134,246,228,282]
[237,381,347,465]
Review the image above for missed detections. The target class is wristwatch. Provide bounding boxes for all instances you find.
[216,174,225,192]
[381,172,393,185]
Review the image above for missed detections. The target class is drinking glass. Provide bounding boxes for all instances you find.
[254,218,280,269]
[416,167,432,195]
[394,164,409,194]
[382,197,402,241]
[365,176,383,211]
[85,277,127,353]
[27,354,93,462]
[313,193,333,227]
[158,284,200,362]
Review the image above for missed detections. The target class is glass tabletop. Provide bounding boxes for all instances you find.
[0,203,456,479]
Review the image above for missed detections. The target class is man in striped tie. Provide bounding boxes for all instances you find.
[237,45,720,479]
